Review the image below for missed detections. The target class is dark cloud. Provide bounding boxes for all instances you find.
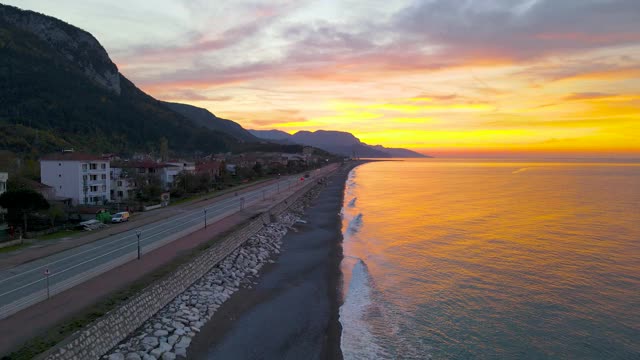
[394,0,640,60]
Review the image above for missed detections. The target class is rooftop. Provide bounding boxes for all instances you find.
[41,152,107,161]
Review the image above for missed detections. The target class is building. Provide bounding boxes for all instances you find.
[163,161,195,189]
[40,152,111,205]
[0,172,7,197]
[195,160,223,178]
[109,166,137,202]
[0,172,7,224]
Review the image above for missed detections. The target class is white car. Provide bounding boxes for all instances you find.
[111,212,130,223]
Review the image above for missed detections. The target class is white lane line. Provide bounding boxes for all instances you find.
[0,182,277,299]
[0,179,287,285]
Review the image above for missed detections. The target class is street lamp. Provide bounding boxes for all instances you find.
[204,208,208,228]
[136,230,142,260]
[44,267,50,300]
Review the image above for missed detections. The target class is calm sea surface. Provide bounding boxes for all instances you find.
[339,159,640,359]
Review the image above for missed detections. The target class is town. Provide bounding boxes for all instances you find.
[0,147,333,243]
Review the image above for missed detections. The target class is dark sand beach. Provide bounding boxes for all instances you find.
[188,162,363,360]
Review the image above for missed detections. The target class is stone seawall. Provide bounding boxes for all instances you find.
[39,177,327,360]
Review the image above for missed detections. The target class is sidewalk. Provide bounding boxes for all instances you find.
[0,172,321,356]
[0,177,282,271]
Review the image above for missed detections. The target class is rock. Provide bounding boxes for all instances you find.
[142,337,159,348]
[162,352,176,360]
[109,354,125,360]
[150,348,164,358]
[125,353,141,360]
[167,334,179,345]
[175,336,191,348]
[153,330,169,337]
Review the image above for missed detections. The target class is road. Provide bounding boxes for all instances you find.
[0,166,334,320]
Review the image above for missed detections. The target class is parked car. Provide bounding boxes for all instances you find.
[111,212,130,223]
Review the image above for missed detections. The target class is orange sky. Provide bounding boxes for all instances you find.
[9,0,640,156]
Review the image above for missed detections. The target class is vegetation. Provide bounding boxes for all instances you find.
[0,189,50,232]
[0,18,235,156]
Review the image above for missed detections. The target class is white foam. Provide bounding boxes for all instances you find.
[339,260,386,360]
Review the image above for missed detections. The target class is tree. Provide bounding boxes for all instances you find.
[48,203,66,227]
[159,137,169,162]
[252,162,263,177]
[0,189,50,232]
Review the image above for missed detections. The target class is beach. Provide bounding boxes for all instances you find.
[187,161,363,360]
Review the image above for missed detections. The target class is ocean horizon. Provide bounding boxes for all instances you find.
[339,158,640,359]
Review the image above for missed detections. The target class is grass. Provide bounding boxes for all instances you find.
[169,177,274,207]
[0,243,28,254]
[36,229,83,241]
[1,221,247,360]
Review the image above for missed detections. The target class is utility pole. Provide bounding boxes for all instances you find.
[136,231,141,260]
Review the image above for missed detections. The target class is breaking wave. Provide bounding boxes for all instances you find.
[347,213,363,234]
[340,259,388,360]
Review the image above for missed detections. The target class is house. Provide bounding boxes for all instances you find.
[196,160,223,178]
[40,152,111,206]
[163,161,196,189]
[110,160,168,200]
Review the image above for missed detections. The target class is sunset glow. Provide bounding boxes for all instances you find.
[9,0,640,156]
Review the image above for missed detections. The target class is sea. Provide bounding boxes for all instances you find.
[339,159,640,359]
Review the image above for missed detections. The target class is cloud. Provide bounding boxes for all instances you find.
[563,92,614,101]
[394,0,640,61]
[155,89,233,102]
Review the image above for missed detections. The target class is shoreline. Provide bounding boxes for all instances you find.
[188,161,366,359]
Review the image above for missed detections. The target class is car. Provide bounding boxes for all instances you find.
[111,211,130,223]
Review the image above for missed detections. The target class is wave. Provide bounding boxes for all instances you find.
[347,213,363,234]
[339,259,433,360]
[340,259,388,360]
[512,167,531,174]
[347,197,357,208]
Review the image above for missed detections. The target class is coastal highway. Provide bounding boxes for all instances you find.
[0,166,334,319]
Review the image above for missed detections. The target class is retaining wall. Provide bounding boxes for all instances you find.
[39,177,326,360]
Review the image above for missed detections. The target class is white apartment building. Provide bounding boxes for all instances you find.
[40,153,110,205]
[0,172,7,221]
[0,172,7,197]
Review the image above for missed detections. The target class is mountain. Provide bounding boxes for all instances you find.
[248,129,292,142]
[0,4,253,156]
[250,129,429,158]
[162,102,257,142]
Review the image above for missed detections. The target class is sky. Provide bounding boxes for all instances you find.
[7,0,640,156]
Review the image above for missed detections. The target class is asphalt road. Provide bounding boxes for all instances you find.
[0,168,332,320]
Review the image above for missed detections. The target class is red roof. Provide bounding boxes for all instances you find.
[41,152,106,161]
[111,160,169,169]
[196,161,223,172]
